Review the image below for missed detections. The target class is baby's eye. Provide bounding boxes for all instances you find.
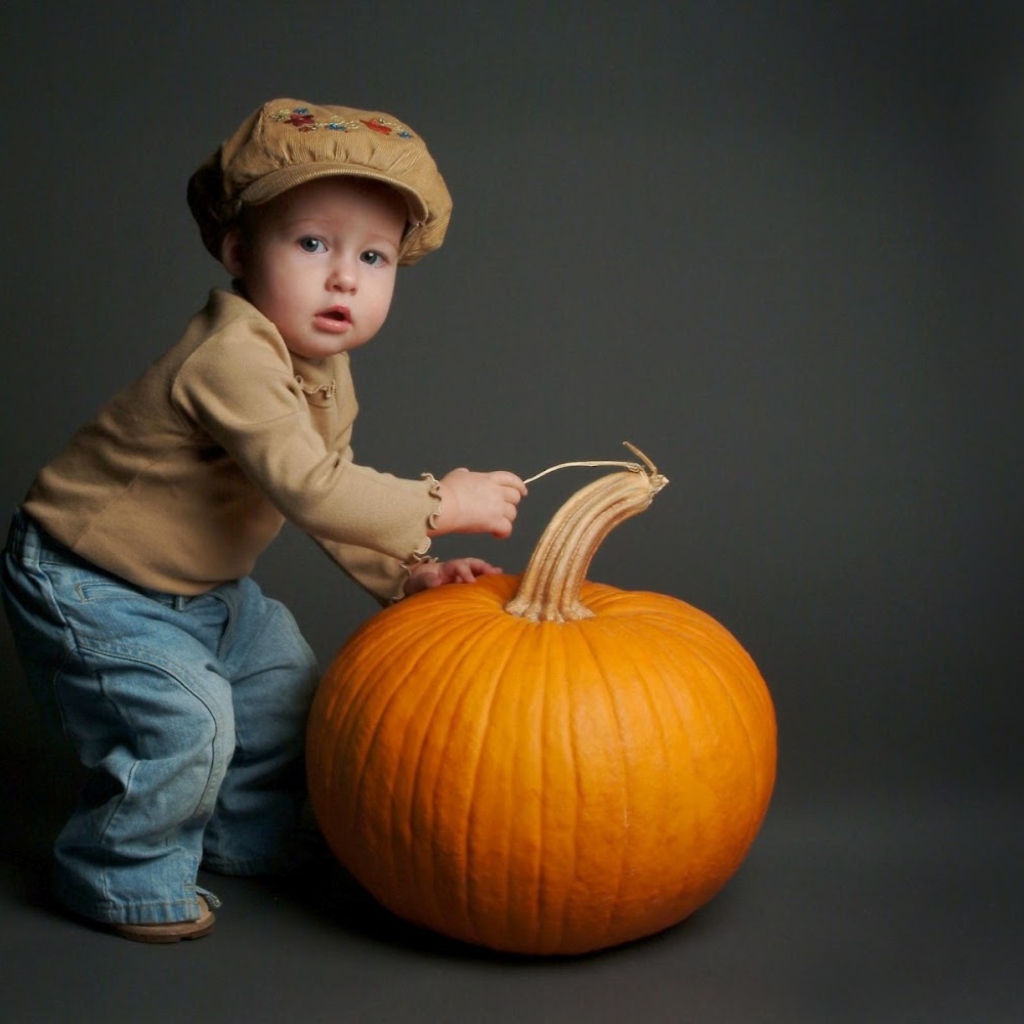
[360,250,385,266]
[298,236,325,254]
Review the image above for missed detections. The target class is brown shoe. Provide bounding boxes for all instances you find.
[109,896,216,944]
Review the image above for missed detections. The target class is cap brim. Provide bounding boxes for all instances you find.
[239,164,430,226]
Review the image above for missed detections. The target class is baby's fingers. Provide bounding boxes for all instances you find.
[490,470,528,497]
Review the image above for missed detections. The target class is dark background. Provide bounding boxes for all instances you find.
[2,2,1021,1021]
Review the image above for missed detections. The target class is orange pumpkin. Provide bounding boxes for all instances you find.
[307,454,777,955]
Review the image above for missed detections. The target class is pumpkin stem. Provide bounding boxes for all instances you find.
[505,443,668,623]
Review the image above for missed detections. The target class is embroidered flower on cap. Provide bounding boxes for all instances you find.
[270,107,414,138]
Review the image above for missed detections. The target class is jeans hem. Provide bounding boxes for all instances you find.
[54,882,217,926]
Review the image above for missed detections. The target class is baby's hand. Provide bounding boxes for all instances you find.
[431,469,527,538]
[405,557,503,596]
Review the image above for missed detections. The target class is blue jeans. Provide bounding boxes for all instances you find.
[1,510,320,925]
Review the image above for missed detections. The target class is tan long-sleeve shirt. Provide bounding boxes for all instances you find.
[24,289,439,602]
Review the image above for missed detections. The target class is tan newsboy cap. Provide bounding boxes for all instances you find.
[187,99,452,266]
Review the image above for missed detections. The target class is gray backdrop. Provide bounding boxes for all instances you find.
[2,3,1021,1021]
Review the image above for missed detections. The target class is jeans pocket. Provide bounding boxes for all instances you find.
[75,579,144,604]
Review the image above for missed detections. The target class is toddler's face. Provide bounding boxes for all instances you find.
[224,177,408,361]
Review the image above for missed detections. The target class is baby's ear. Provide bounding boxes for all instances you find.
[219,226,246,279]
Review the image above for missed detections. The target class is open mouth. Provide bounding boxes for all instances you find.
[320,308,350,323]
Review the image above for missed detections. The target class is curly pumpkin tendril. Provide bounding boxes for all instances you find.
[522,441,659,484]
[508,442,668,623]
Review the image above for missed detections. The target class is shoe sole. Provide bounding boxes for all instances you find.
[109,900,216,943]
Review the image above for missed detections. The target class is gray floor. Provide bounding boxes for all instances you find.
[3,726,1021,1024]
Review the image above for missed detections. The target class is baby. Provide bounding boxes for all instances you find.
[1,99,527,942]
